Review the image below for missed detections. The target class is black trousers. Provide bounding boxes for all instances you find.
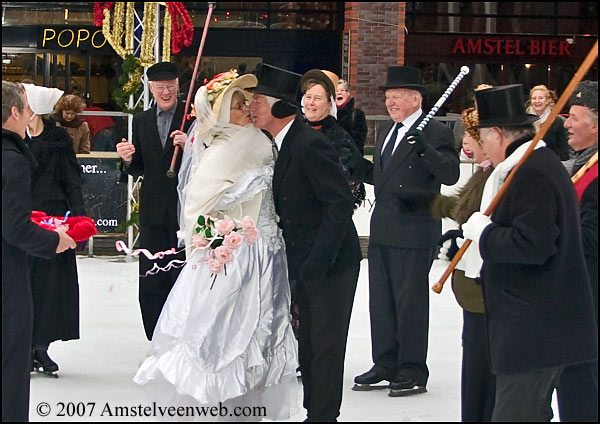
[556,360,598,422]
[461,310,495,422]
[138,225,184,340]
[2,306,32,422]
[368,244,433,385]
[493,366,563,422]
[296,266,359,422]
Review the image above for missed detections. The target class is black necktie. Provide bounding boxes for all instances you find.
[380,122,402,170]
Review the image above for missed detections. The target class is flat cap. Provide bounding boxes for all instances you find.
[147,62,178,81]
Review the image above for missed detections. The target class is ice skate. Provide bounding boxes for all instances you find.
[352,369,391,391]
[388,376,426,397]
[32,349,59,378]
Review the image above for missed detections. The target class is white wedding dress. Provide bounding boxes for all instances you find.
[134,126,299,421]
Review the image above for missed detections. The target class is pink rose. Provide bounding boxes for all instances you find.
[215,219,236,236]
[207,258,223,274]
[241,216,255,231]
[223,231,244,250]
[192,234,210,248]
[214,245,233,264]
[244,228,258,245]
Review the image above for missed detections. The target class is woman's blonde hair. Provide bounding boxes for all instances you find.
[526,85,557,111]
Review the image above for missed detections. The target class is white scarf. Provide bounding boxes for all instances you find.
[462,140,546,279]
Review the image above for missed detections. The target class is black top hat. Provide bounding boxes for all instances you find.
[569,80,598,113]
[147,62,178,81]
[378,66,426,94]
[247,63,301,105]
[474,84,539,129]
[301,69,336,99]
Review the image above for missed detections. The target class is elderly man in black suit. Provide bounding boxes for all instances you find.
[116,62,192,341]
[248,64,362,422]
[2,80,76,422]
[349,66,459,397]
[461,84,597,421]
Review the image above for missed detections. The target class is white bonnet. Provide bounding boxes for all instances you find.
[23,84,64,115]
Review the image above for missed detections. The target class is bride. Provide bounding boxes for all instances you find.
[134,71,299,420]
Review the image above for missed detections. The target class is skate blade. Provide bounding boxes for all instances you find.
[352,383,390,391]
[388,386,426,397]
[33,365,59,378]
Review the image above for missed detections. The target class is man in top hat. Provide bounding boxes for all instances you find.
[556,80,598,422]
[350,66,459,396]
[248,64,362,422]
[459,84,597,421]
[116,62,193,341]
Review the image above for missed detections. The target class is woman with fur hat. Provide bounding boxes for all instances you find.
[23,83,87,378]
[432,107,495,422]
[134,71,299,419]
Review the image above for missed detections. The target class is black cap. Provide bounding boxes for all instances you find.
[474,84,539,129]
[147,62,178,81]
[569,80,598,113]
[247,63,301,106]
[378,66,426,94]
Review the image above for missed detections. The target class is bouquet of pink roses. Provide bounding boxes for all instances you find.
[192,215,259,289]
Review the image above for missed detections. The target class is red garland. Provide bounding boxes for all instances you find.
[166,2,194,54]
[93,2,115,27]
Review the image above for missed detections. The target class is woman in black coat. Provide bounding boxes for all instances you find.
[335,79,367,155]
[26,106,85,377]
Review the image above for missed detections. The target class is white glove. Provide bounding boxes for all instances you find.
[462,212,492,244]
[437,233,465,261]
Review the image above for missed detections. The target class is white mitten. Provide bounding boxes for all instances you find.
[462,212,492,244]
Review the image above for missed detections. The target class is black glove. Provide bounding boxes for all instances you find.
[406,129,427,155]
[339,142,363,170]
[300,257,329,282]
[75,240,88,252]
[436,228,463,261]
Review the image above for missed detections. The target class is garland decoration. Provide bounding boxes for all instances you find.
[111,54,144,114]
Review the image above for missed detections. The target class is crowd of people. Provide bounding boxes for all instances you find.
[2,57,597,423]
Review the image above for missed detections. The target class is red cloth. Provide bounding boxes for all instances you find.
[574,162,598,200]
[31,211,98,242]
[82,107,116,137]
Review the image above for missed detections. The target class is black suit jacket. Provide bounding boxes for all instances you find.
[273,116,361,280]
[125,101,192,227]
[355,114,459,248]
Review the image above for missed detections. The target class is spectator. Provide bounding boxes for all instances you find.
[335,79,367,154]
[53,94,91,154]
[525,84,570,160]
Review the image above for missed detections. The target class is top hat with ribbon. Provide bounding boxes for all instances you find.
[378,65,426,94]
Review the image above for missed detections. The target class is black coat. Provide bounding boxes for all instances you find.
[356,114,459,248]
[336,97,367,154]
[273,116,361,280]
[479,141,597,374]
[2,129,58,422]
[543,116,570,161]
[125,101,192,227]
[26,119,86,344]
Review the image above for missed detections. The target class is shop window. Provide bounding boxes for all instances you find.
[1,53,42,84]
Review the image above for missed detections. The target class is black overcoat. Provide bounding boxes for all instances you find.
[360,114,460,248]
[126,101,192,227]
[272,115,361,281]
[2,129,58,422]
[479,141,598,375]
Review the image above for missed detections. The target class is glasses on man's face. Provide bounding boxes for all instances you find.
[230,102,248,111]
[152,83,178,92]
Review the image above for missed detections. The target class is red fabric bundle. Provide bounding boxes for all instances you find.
[31,211,98,242]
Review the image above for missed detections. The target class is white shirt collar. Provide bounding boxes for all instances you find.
[400,108,423,129]
[273,118,295,151]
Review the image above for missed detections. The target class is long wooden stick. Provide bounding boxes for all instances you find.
[432,39,598,294]
[166,2,216,178]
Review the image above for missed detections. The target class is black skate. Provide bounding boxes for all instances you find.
[32,349,59,378]
[352,369,391,391]
[388,376,426,397]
